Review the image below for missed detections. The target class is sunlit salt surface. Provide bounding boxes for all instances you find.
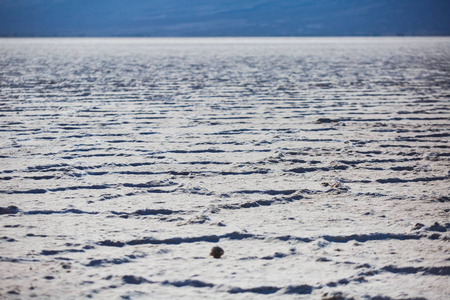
[0,38,449,299]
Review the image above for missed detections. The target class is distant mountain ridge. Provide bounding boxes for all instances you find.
[1,0,449,36]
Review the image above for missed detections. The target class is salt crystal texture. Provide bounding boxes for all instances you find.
[0,37,449,299]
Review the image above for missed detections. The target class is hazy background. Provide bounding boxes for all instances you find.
[1,0,450,37]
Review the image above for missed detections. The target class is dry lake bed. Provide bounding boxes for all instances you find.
[0,37,449,299]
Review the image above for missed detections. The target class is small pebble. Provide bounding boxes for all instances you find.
[210,246,224,258]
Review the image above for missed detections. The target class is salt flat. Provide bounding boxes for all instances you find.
[0,37,449,299]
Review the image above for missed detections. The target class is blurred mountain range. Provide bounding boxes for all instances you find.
[1,0,449,37]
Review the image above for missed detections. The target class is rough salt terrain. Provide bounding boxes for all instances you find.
[0,37,449,299]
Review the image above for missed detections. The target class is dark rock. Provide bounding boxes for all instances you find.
[210,246,224,258]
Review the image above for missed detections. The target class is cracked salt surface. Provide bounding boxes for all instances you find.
[0,37,449,299]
